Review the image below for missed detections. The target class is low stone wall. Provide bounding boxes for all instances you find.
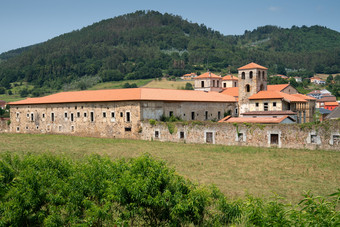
[140,120,340,151]
[0,118,10,133]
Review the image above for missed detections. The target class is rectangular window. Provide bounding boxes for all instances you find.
[71,125,74,132]
[90,111,94,122]
[77,112,80,118]
[273,102,277,107]
[169,111,173,117]
[120,112,123,117]
[191,112,195,120]
[218,111,221,119]
[26,113,29,118]
[30,113,34,122]
[84,112,87,118]
[111,112,115,118]
[238,133,244,142]
[42,113,45,118]
[155,130,159,138]
[264,103,268,111]
[16,112,19,118]
[270,134,279,145]
[256,102,259,107]
[125,127,131,132]
[206,132,213,144]
[70,113,74,122]
[51,113,55,122]
[205,111,208,120]
[180,131,185,139]
[213,80,215,87]
[16,127,20,132]
[223,83,226,88]
[64,112,68,118]
[332,135,340,145]
[126,112,131,122]
[103,112,107,118]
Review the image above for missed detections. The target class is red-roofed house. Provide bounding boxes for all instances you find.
[222,75,238,88]
[324,102,339,111]
[310,77,326,85]
[194,71,222,92]
[182,73,197,80]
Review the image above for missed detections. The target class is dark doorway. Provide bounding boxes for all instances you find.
[206,132,213,143]
[270,134,279,145]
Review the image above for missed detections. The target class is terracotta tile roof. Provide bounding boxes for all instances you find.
[291,93,316,101]
[221,87,238,97]
[242,111,296,115]
[222,75,238,81]
[249,91,307,103]
[317,96,336,102]
[238,62,268,70]
[8,88,237,105]
[194,72,221,79]
[267,84,290,92]
[219,115,295,124]
[183,73,197,77]
[324,102,339,106]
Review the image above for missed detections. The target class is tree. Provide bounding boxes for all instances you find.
[289,78,298,88]
[0,87,5,94]
[184,82,194,90]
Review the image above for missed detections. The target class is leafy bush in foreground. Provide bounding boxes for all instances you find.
[0,153,339,226]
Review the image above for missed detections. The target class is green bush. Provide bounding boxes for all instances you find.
[0,153,339,226]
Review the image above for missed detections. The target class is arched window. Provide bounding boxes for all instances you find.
[262,71,265,80]
[245,84,250,92]
[249,71,253,79]
[201,81,204,87]
[241,72,245,79]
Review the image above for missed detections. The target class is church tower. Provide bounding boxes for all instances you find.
[237,62,268,114]
[194,71,222,92]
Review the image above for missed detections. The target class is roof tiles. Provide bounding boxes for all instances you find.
[194,72,221,79]
[238,62,268,70]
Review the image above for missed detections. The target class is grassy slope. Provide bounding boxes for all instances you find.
[0,133,339,203]
[143,78,194,89]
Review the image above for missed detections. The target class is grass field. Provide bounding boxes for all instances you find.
[143,78,194,89]
[89,79,153,90]
[0,133,339,204]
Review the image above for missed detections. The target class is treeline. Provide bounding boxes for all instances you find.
[0,10,340,92]
[0,153,339,226]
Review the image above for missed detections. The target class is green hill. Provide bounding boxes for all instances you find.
[0,10,340,95]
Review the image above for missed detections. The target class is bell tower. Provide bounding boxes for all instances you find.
[237,62,268,114]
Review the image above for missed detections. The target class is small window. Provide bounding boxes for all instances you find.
[71,125,74,132]
[155,130,159,138]
[270,134,279,145]
[84,112,87,118]
[311,135,317,144]
[205,111,208,120]
[201,81,205,87]
[273,102,277,107]
[249,71,253,79]
[217,80,219,87]
[241,72,245,79]
[77,112,80,118]
[90,112,94,122]
[51,113,55,122]
[256,103,259,107]
[64,112,68,118]
[42,113,45,118]
[191,112,195,120]
[16,127,20,132]
[103,112,107,118]
[262,71,265,79]
[16,112,19,118]
[332,135,340,145]
[223,83,226,88]
[213,80,215,87]
[30,113,34,122]
[75,106,77,110]
[169,111,173,117]
[180,131,185,139]
[206,132,213,144]
[264,103,268,111]
[70,113,74,122]
[218,111,221,119]
[125,127,131,132]
[120,112,123,117]
[36,126,39,130]
[126,112,131,122]
[27,113,29,118]
[238,133,244,142]
[245,84,250,92]
[234,82,237,87]
[59,125,62,132]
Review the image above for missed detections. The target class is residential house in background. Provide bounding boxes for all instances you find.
[324,102,339,111]
[310,76,326,85]
[182,73,197,80]
[307,89,332,99]
[0,100,6,109]
[316,108,332,122]
[294,77,302,83]
[271,74,288,80]
[316,96,337,108]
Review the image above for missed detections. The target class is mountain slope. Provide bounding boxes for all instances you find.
[0,10,339,92]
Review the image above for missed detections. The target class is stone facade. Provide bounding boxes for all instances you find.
[10,100,236,138]
[140,120,340,151]
[238,68,267,114]
[0,118,10,133]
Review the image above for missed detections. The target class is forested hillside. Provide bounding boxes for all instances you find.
[0,10,339,94]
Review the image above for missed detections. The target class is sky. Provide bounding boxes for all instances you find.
[0,0,340,54]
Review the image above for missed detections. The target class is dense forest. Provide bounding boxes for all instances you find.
[0,10,340,94]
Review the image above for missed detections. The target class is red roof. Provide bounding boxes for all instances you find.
[291,93,316,100]
[238,62,268,70]
[222,75,238,81]
[325,102,339,106]
[267,84,290,92]
[8,88,237,105]
[221,87,238,97]
[194,72,221,79]
[242,111,296,115]
[219,115,295,124]
[249,91,307,103]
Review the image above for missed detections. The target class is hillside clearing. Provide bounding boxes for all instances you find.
[143,78,194,89]
[0,133,339,203]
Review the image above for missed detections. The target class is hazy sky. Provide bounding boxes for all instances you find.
[1,0,339,54]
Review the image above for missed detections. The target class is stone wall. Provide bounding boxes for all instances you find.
[0,118,10,133]
[140,120,340,151]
